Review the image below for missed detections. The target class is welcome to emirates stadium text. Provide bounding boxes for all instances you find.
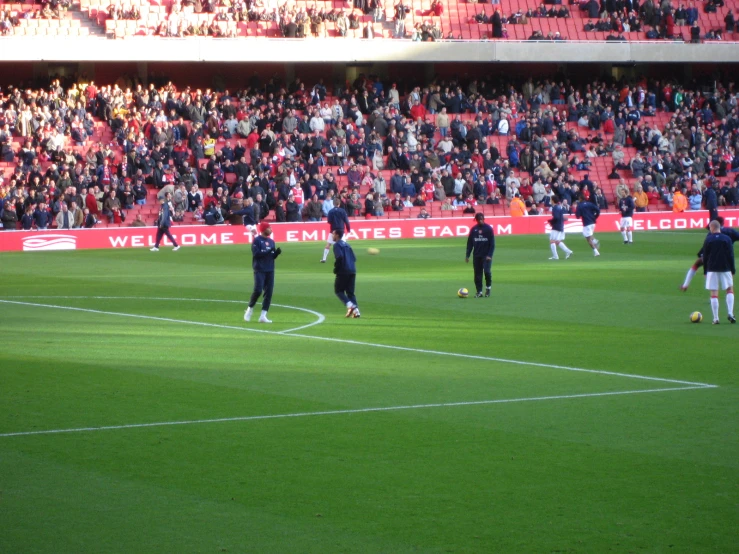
[1,210,737,252]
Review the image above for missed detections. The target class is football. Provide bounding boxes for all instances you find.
[367,248,380,255]
[458,288,469,298]
[690,311,703,323]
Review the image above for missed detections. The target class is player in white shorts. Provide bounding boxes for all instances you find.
[617,188,635,244]
[705,272,733,291]
[231,197,259,236]
[702,220,736,324]
[547,195,573,260]
[575,196,601,256]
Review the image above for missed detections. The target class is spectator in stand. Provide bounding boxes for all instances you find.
[33,202,52,230]
[688,187,703,210]
[633,183,649,212]
[103,190,122,223]
[673,187,688,212]
[304,195,324,222]
[510,193,527,216]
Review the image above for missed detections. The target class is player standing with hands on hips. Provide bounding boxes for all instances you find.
[702,220,735,324]
[245,221,281,324]
[466,213,495,298]
[150,192,180,252]
[332,230,361,318]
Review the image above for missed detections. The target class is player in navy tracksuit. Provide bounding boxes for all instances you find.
[321,198,351,263]
[244,221,281,324]
[231,197,259,235]
[332,229,360,318]
[465,212,495,297]
[701,220,736,324]
[703,184,719,222]
[681,216,739,291]
[574,196,601,256]
[150,193,180,251]
[548,195,573,260]
[617,190,635,244]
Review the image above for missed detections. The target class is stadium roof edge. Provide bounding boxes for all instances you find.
[0,37,738,63]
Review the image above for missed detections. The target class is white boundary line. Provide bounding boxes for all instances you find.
[0,386,710,438]
[0,296,325,334]
[0,296,718,438]
[0,297,717,388]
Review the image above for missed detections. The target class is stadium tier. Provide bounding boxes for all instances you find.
[1,75,737,231]
[0,0,737,42]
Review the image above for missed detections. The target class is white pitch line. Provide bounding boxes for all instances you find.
[0,385,711,438]
[284,331,719,388]
[0,298,718,389]
[0,296,326,334]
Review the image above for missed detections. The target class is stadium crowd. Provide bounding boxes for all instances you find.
[1,72,738,230]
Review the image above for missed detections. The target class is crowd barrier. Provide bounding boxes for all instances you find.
[2,210,738,252]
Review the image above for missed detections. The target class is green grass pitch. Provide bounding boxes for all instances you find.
[0,231,736,554]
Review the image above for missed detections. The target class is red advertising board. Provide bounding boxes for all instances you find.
[2,210,738,252]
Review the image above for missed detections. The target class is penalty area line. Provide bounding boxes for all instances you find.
[0,385,712,438]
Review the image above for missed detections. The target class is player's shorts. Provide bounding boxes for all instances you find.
[246,224,257,235]
[549,230,565,242]
[705,271,733,290]
[620,217,633,229]
[582,224,596,238]
[326,231,337,246]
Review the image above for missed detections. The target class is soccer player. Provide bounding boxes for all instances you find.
[574,195,601,256]
[681,216,739,291]
[465,212,495,297]
[548,195,573,260]
[321,198,351,263]
[703,182,719,223]
[701,220,735,324]
[617,187,635,244]
[150,192,180,252]
[332,230,360,318]
[231,196,259,236]
[244,221,282,324]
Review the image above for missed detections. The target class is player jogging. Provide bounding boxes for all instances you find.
[244,221,282,324]
[548,195,573,260]
[681,216,739,291]
[321,198,351,263]
[231,196,259,236]
[617,188,635,244]
[332,230,360,318]
[574,195,601,257]
[465,212,495,297]
[701,220,735,324]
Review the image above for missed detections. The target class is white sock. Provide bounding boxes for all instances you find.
[621,230,628,241]
[322,248,329,261]
[683,267,696,288]
[727,292,734,316]
[593,249,600,256]
[550,243,558,258]
[260,310,268,319]
[559,242,572,255]
[627,231,633,242]
[346,301,353,308]
[711,296,719,321]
